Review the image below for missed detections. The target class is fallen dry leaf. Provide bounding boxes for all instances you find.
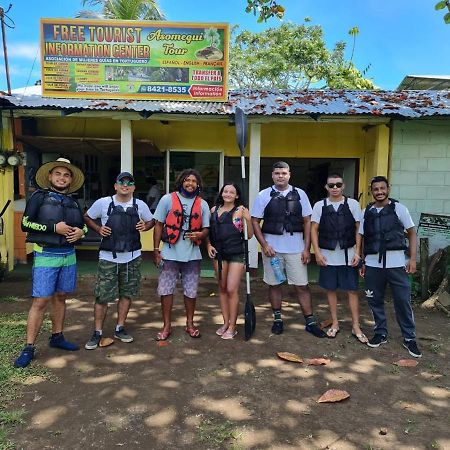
[307,358,331,366]
[99,337,114,347]
[277,352,303,363]
[320,319,333,329]
[393,359,419,367]
[157,341,169,347]
[317,389,350,403]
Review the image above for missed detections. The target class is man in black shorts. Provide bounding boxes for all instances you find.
[311,173,367,342]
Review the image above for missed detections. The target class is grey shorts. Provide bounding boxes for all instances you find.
[157,259,201,298]
[262,252,308,286]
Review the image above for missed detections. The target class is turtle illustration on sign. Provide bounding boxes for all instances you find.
[196,27,223,60]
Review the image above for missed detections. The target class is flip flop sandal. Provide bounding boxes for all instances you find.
[352,332,368,344]
[215,325,228,336]
[185,325,201,338]
[221,330,237,340]
[156,329,171,341]
[326,328,340,338]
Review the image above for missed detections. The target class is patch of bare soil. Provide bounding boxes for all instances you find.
[3,275,450,449]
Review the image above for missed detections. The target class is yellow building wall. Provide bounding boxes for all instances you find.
[359,124,390,206]
[36,117,370,159]
[0,117,15,272]
[17,117,391,255]
[37,117,121,138]
[261,122,366,158]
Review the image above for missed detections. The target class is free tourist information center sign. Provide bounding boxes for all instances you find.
[40,19,229,101]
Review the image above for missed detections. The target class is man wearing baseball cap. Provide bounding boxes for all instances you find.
[83,172,154,350]
[14,158,87,368]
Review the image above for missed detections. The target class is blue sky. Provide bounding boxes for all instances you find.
[0,0,449,91]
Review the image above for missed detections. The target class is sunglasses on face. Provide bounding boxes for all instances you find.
[327,182,343,189]
[117,180,135,186]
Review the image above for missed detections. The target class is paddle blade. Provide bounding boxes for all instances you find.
[235,107,248,155]
[244,296,256,341]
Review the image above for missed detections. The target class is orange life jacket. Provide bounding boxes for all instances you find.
[162,192,203,246]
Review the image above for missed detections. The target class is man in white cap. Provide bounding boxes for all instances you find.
[14,158,87,368]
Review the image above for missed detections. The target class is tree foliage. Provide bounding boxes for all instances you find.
[77,0,165,20]
[248,1,450,25]
[435,1,450,24]
[245,0,285,23]
[229,21,375,90]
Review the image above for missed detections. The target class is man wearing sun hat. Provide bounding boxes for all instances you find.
[14,158,87,368]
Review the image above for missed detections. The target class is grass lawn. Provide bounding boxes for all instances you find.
[0,298,53,449]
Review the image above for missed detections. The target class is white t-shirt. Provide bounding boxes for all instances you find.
[311,197,361,266]
[146,185,161,210]
[251,185,312,254]
[86,195,153,263]
[359,201,414,268]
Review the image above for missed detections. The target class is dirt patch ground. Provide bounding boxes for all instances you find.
[2,274,449,450]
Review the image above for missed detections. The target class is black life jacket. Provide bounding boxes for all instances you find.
[363,199,407,262]
[26,189,84,247]
[210,207,244,257]
[99,196,141,258]
[318,197,356,250]
[261,187,303,235]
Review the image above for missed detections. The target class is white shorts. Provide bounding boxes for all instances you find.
[262,252,308,286]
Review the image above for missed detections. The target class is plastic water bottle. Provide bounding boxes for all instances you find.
[270,256,286,283]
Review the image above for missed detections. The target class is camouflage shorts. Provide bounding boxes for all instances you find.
[94,256,142,304]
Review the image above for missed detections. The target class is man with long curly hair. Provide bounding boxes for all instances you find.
[153,169,210,341]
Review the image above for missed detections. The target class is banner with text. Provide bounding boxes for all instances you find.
[41,19,229,101]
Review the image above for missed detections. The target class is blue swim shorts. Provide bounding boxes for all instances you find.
[32,248,77,298]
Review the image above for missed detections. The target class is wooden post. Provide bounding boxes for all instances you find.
[420,238,429,300]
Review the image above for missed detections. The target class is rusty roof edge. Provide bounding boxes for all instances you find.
[1,88,449,119]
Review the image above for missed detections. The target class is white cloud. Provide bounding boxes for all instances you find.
[0,62,41,89]
[0,63,37,76]
[3,42,40,59]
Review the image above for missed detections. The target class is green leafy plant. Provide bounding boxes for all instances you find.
[404,418,417,434]
[246,0,285,23]
[429,343,443,354]
[435,1,450,24]
[0,411,24,427]
[0,297,18,303]
[197,419,237,447]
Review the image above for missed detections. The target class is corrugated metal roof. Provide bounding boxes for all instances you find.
[1,88,450,118]
[397,75,450,91]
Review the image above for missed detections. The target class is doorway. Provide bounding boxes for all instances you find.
[166,150,224,207]
[259,158,359,205]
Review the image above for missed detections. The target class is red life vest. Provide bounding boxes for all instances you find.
[162,192,203,246]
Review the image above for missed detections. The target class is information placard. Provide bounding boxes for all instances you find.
[41,19,229,101]
[417,213,450,254]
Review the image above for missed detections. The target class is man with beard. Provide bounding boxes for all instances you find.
[14,158,87,368]
[153,169,210,340]
[359,176,421,357]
